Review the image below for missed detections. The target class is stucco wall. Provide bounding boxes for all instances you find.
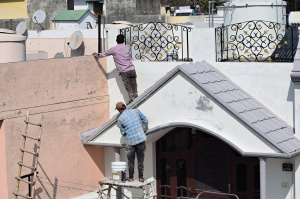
[266,158,294,199]
[0,56,108,199]
[0,121,8,199]
[26,38,106,61]
[25,29,107,61]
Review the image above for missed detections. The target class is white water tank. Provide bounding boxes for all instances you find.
[0,29,26,63]
[223,0,287,26]
[288,11,300,25]
[219,0,287,60]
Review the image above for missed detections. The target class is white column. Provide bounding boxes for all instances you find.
[294,83,300,199]
[294,83,300,140]
[114,147,122,199]
[259,158,267,199]
[114,147,121,162]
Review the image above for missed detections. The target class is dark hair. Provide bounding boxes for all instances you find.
[116,34,125,44]
[120,104,126,110]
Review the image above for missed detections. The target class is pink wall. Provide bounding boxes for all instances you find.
[0,56,108,198]
[26,38,107,61]
[0,121,9,199]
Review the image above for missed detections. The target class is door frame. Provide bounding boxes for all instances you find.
[156,128,260,199]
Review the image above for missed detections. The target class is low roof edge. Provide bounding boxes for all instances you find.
[83,121,290,158]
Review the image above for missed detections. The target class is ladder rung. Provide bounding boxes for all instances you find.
[20,148,37,156]
[13,192,32,199]
[15,177,33,184]
[22,134,40,141]
[18,162,36,170]
[24,120,42,127]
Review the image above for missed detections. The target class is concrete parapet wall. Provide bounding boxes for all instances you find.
[26,38,106,61]
[165,15,205,23]
[0,56,108,199]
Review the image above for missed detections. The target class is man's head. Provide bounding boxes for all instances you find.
[115,102,126,113]
[116,34,125,44]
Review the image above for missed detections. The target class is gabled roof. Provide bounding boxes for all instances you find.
[52,10,96,21]
[82,61,300,158]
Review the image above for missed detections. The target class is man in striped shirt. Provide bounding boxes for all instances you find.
[93,34,138,104]
[116,102,148,182]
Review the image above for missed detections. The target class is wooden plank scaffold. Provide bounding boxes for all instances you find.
[98,178,157,199]
[13,111,44,199]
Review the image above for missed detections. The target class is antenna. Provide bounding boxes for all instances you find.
[16,21,27,36]
[32,10,46,30]
[67,31,83,50]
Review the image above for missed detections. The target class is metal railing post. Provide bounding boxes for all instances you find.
[226,26,229,60]
[181,27,184,61]
[221,27,223,61]
[186,29,189,60]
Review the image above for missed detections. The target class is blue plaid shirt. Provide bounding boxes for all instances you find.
[117,109,148,146]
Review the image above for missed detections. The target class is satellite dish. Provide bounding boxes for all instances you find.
[16,21,27,36]
[32,10,46,30]
[68,31,83,50]
[33,10,46,24]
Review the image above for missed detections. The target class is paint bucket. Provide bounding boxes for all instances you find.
[111,162,127,182]
[167,50,173,62]
[173,50,178,62]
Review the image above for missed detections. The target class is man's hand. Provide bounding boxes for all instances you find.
[92,52,98,58]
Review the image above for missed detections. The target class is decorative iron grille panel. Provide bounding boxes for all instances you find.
[215,20,294,62]
[121,22,192,62]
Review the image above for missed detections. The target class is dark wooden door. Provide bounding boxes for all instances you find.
[189,139,233,199]
[156,128,260,199]
[232,158,260,199]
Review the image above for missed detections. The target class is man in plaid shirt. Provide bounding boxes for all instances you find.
[116,102,148,182]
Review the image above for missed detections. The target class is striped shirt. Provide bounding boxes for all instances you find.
[97,43,135,74]
[117,109,148,146]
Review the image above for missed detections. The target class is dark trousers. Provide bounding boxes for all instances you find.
[126,141,146,179]
[120,69,138,103]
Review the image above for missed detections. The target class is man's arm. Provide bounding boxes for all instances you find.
[93,47,115,58]
[117,119,126,136]
[138,110,148,132]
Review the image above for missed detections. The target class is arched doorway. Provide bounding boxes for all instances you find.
[156,128,260,199]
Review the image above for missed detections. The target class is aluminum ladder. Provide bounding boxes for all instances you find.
[13,111,44,199]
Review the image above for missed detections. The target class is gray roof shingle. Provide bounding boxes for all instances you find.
[186,61,299,157]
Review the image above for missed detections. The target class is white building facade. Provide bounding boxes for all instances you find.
[80,20,300,198]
